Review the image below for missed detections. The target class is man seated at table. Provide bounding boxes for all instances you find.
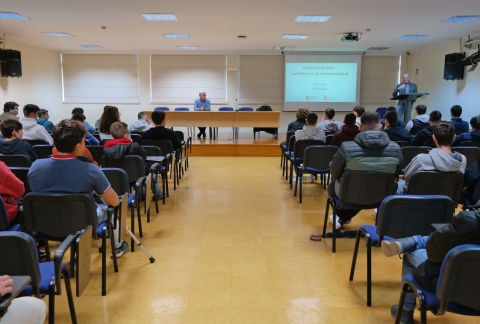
[139,111,182,151]
[194,91,210,139]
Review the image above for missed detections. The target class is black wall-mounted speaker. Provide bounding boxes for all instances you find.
[443,53,464,81]
[0,50,22,77]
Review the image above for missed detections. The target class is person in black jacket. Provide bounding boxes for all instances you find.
[411,110,442,146]
[382,110,411,144]
[382,210,480,323]
[0,119,38,161]
[139,111,182,151]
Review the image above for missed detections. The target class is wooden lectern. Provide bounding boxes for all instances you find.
[390,92,429,124]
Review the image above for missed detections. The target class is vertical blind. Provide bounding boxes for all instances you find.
[151,55,227,104]
[62,54,139,103]
[238,55,284,105]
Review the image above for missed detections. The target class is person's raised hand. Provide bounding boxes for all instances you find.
[0,275,13,297]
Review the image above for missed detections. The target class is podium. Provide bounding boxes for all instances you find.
[390,92,429,124]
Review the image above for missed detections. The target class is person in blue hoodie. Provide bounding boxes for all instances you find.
[0,119,38,161]
[450,105,469,135]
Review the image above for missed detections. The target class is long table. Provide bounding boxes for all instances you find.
[146,111,281,139]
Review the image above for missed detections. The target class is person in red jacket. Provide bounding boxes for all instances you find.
[0,161,25,223]
[331,113,360,147]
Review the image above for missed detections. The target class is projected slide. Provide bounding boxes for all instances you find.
[285,63,357,103]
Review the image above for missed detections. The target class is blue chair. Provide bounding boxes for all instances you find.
[376,107,387,118]
[174,107,190,111]
[215,107,235,138]
[154,107,170,111]
[0,230,79,323]
[0,199,20,232]
[218,107,234,111]
[322,171,397,253]
[349,195,454,306]
[289,139,325,189]
[238,107,253,111]
[396,244,480,324]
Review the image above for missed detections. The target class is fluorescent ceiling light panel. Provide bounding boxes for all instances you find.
[282,34,308,40]
[141,13,178,21]
[43,32,75,37]
[367,47,390,50]
[0,12,29,20]
[177,46,198,50]
[442,16,480,23]
[395,35,426,40]
[80,45,103,49]
[295,15,331,22]
[273,46,295,50]
[164,34,190,39]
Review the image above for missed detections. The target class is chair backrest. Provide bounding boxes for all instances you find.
[325,134,334,145]
[436,244,480,312]
[218,107,234,111]
[303,145,338,171]
[375,107,387,118]
[141,145,162,156]
[407,171,464,205]
[174,107,190,111]
[85,145,105,164]
[130,134,141,143]
[174,130,185,141]
[376,195,454,239]
[452,146,480,167]
[154,107,170,111]
[0,232,41,290]
[394,140,410,147]
[32,144,54,159]
[23,139,49,146]
[8,167,31,196]
[286,134,296,152]
[0,154,32,167]
[293,140,325,160]
[101,155,145,184]
[141,139,173,155]
[401,146,430,169]
[238,107,253,111]
[459,140,480,148]
[338,171,396,206]
[101,168,130,197]
[22,193,99,238]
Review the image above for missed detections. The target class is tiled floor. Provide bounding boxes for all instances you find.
[52,157,475,323]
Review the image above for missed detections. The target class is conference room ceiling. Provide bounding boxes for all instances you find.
[1,0,480,55]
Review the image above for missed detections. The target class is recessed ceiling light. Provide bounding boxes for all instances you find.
[273,46,295,50]
[177,46,198,50]
[0,12,29,20]
[295,15,331,22]
[282,34,308,40]
[141,13,178,21]
[164,34,190,39]
[395,35,426,40]
[43,32,75,37]
[367,47,390,50]
[442,16,480,23]
[80,45,103,49]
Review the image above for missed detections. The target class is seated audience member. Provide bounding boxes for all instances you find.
[405,104,429,135]
[450,104,469,135]
[381,106,405,129]
[27,119,127,257]
[295,113,326,142]
[411,110,442,146]
[381,210,480,323]
[382,110,411,144]
[104,122,147,162]
[129,112,153,133]
[317,108,342,133]
[18,104,53,144]
[0,160,25,224]
[0,101,20,123]
[453,115,480,146]
[71,113,99,145]
[331,113,360,147]
[0,275,46,324]
[98,106,121,140]
[0,120,38,161]
[279,107,310,149]
[71,107,96,133]
[396,121,466,194]
[36,109,54,132]
[353,105,365,127]
[139,111,182,152]
[329,112,403,229]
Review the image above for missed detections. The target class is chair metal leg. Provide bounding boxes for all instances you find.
[366,237,372,306]
[109,224,118,273]
[349,230,362,281]
[130,204,135,252]
[137,201,143,238]
[63,270,77,324]
[49,286,55,324]
[332,217,336,253]
[289,159,294,189]
[294,167,299,197]
[102,228,106,296]
[322,198,331,238]
[395,287,408,324]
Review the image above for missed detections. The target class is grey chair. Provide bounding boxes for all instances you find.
[349,195,454,306]
[401,146,430,172]
[452,146,480,167]
[32,144,54,159]
[0,154,32,167]
[289,139,325,189]
[406,171,464,207]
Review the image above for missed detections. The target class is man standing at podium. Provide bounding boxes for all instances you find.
[194,91,210,139]
[392,73,417,122]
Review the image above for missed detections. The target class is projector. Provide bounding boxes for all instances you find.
[341,33,361,42]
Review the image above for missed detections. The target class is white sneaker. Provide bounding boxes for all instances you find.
[307,175,315,183]
[374,208,378,214]
[329,215,352,230]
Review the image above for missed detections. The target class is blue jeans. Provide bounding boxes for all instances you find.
[396,180,405,195]
[400,235,429,310]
